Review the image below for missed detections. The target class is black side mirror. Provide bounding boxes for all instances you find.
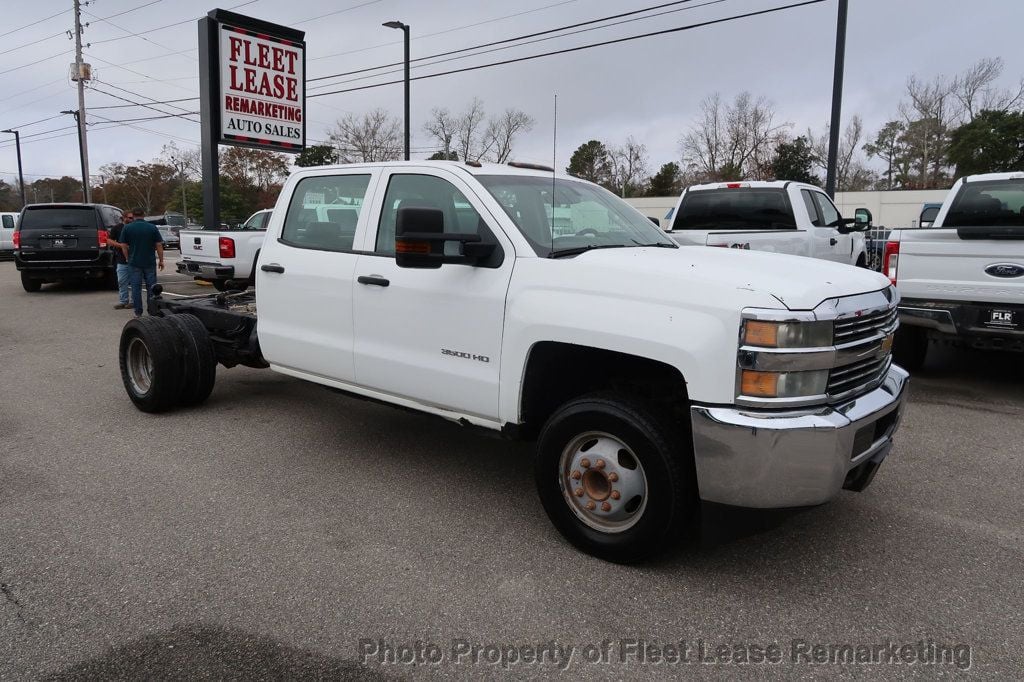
[647,216,660,228]
[854,207,872,229]
[394,206,495,269]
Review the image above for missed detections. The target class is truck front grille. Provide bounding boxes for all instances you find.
[834,306,898,344]
[829,355,892,397]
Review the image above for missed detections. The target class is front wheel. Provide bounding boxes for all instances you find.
[535,392,697,563]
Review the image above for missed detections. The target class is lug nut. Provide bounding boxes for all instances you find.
[585,501,596,510]
[611,490,621,500]
[580,458,591,468]
[609,473,619,482]
[595,459,606,469]
[601,502,611,512]
[571,470,581,480]
[574,488,584,497]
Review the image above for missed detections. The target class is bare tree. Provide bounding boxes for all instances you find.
[486,109,535,163]
[608,137,649,197]
[808,115,874,190]
[423,107,458,159]
[899,74,958,187]
[953,57,1024,122]
[680,92,789,181]
[455,98,494,163]
[329,109,403,163]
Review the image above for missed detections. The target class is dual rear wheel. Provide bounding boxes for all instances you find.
[119,314,217,412]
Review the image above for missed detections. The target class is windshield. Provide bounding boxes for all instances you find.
[165,214,186,227]
[944,179,1024,227]
[477,175,674,257]
[20,207,98,230]
[673,188,796,230]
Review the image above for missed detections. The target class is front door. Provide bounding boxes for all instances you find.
[256,171,376,383]
[804,189,852,263]
[352,168,514,419]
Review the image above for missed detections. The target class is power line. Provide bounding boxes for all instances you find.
[2,114,65,131]
[0,30,67,58]
[87,86,201,122]
[0,49,73,78]
[309,0,826,99]
[0,8,72,39]
[307,0,581,62]
[85,3,197,63]
[88,96,200,111]
[84,53,199,94]
[310,0,708,84]
[293,0,385,25]
[309,0,730,92]
[88,0,260,45]
[95,81,199,116]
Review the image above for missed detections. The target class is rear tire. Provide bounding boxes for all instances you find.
[119,317,185,413]
[893,325,928,372]
[20,271,41,292]
[165,313,217,407]
[535,392,697,563]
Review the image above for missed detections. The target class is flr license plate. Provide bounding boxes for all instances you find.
[48,238,77,248]
[985,309,1018,329]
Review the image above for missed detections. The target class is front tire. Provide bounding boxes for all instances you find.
[21,271,41,292]
[535,392,697,563]
[893,325,928,372]
[119,317,185,413]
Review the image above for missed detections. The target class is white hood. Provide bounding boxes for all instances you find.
[559,246,892,311]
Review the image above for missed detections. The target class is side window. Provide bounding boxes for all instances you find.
[801,190,822,227]
[281,174,371,251]
[2,215,13,229]
[244,212,269,231]
[811,192,841,228]
[375,174,493,257]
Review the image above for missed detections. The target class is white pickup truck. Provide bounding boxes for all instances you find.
[886,171,1024,369]
[667,180,871,266]
[177,209,271,290]
[116,161,907,562]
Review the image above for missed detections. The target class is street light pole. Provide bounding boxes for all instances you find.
[61,110,89,201]
[1,129,26,207]
[825,0,848,199]
[383,21,410,161]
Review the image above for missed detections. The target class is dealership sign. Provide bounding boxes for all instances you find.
[199,9,306,154]
[219,24,304,149]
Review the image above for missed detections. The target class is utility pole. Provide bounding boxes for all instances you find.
[72,0,92,202]
[383,21,411,160]
[0,129,25,206]
[824,0,848,199]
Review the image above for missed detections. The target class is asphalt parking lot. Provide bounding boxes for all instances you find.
[1,255,1022,679]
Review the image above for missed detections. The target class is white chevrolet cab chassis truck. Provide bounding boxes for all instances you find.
[118,161,908,562]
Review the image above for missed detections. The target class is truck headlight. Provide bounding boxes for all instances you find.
[742,319,832,348]
[740,369,829,399]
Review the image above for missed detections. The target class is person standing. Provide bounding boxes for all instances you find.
[120,209,164,317]
[107,211,133,310]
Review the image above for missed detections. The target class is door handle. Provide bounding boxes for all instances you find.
[261,263,285,273]
[829,238,838,246]
[357,275,390,287]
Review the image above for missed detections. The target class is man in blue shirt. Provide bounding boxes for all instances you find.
[120,208,164,316]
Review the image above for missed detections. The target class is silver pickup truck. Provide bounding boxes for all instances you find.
[886,172,1024,369]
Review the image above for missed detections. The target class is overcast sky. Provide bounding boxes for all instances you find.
[1,0,1022,185]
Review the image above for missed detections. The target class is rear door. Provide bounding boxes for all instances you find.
[256,169,377,383]
[16,205,103,263]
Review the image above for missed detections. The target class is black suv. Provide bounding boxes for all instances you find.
[14,203,123,292]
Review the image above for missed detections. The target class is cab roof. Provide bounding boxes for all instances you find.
[291,160,573,181]
[685,180,823,192]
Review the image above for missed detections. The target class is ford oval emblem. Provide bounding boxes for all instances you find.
[985,263,1024,278]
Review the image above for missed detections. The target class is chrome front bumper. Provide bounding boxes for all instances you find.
[690,364,909,508]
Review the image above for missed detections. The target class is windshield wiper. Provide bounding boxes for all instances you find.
[548,244,629,259]
[631,240,676,248]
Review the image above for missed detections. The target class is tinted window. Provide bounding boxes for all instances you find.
[801,190,822,227]
[376,174,493,257]
[281,174,370,251]
[944,179,1024,227]
[165,214,186,227]
[20,207,98,230]
[919,206,940,224]
[672,188,796,230]
[811,192,842,227]
[2,215,13,229]
[477,175,672,257]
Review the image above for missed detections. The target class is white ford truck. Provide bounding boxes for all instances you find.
[117,161,907,562]
[667,181,871,266]
[177,209,272,290]
[886,171,1024,369]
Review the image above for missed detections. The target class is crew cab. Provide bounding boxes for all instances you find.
[886,172,1024,369]
[667,181,872,266]
[117,161,907,562]
[14,203,122,292]
[177,209,271,290]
